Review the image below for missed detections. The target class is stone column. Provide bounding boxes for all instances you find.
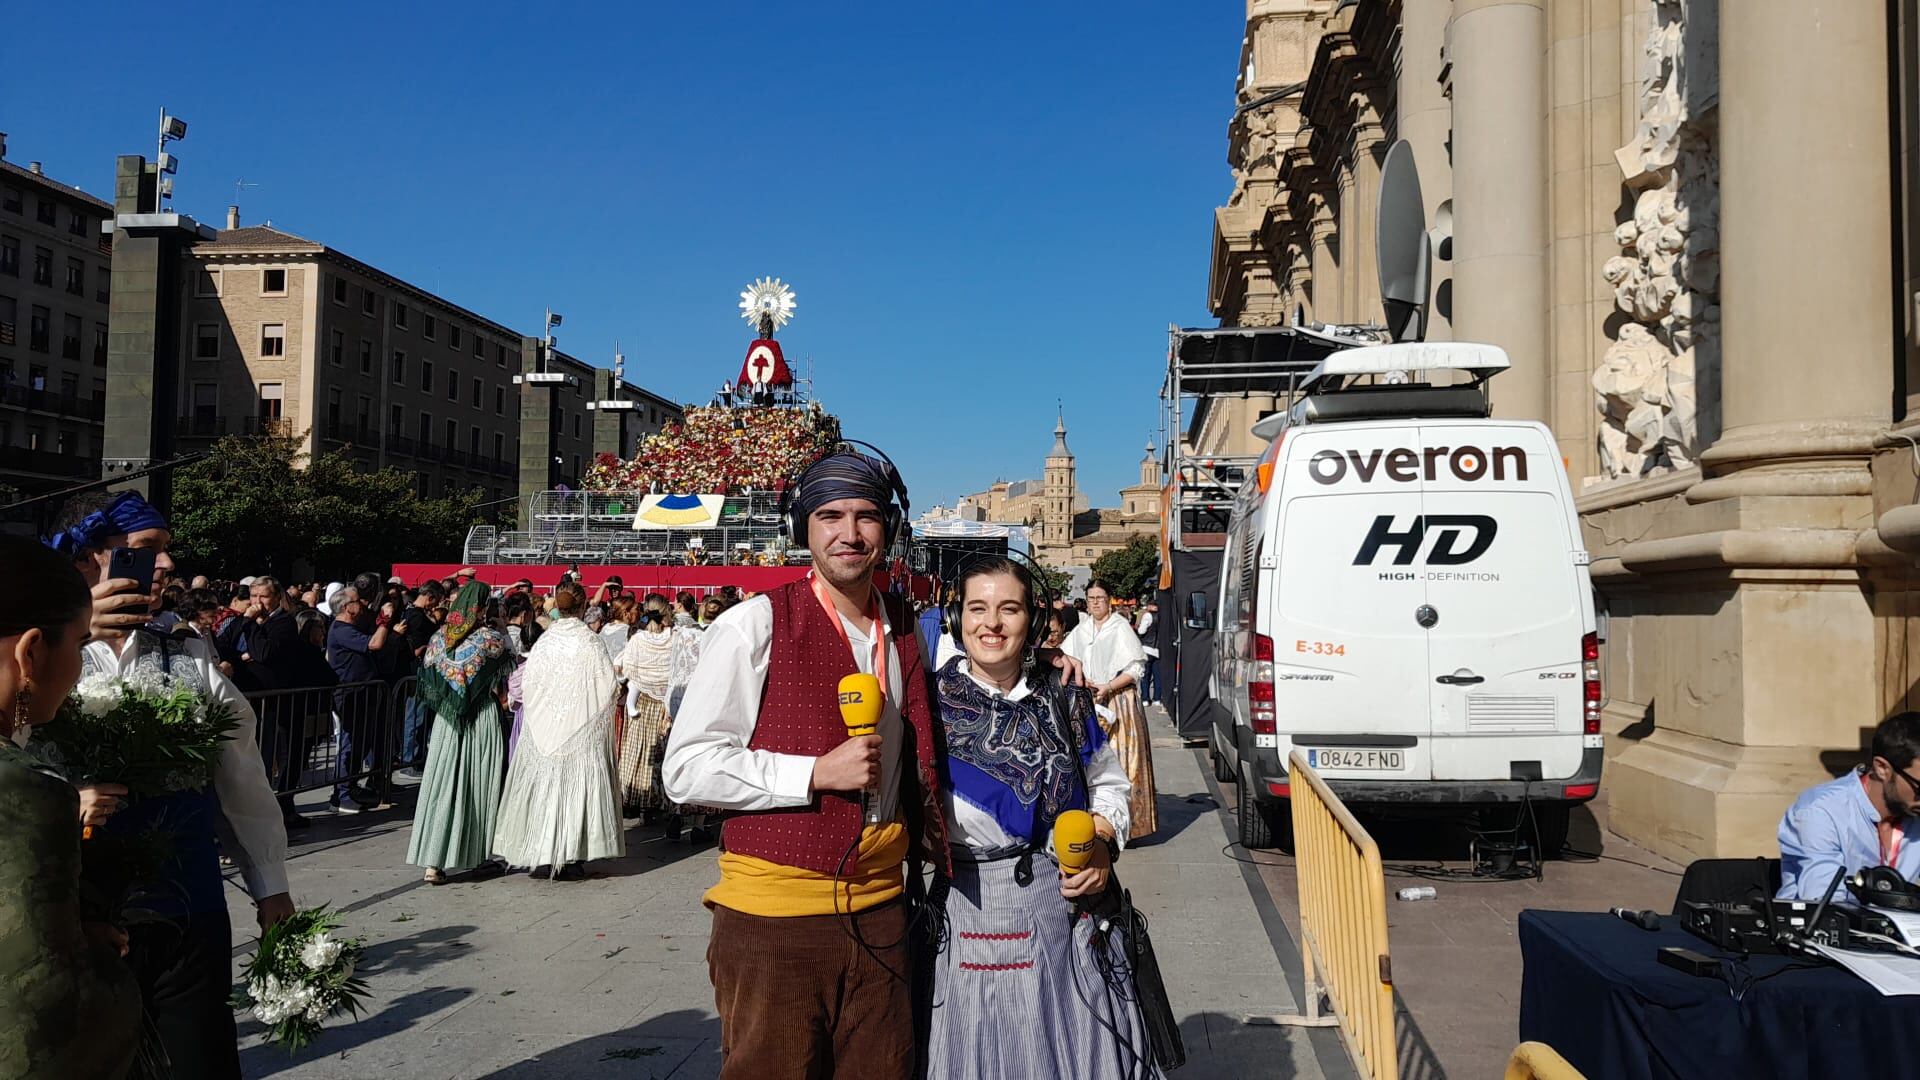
[1399,0,1453,341]
[1695,0,1896,500]
[1449,0,1550,419]
[1348,107,1389,330]
[1309,197,1341,323]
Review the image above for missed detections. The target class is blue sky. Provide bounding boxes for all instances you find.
[3,1,1239,508]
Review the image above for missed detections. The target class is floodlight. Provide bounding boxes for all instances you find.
[547,312,563,328]
[161,115,188,141]
[157,152,178,175]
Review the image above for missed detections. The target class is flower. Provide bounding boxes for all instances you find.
[300,933,344,971]
[73,673,123,717]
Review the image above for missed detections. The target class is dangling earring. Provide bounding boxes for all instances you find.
[10,681,32,746]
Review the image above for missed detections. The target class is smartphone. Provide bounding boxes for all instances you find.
[107,546,158,616]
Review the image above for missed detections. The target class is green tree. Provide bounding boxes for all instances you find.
[1027,553,1075,604]
[170,433,485,581]
[1089,534,1160,601]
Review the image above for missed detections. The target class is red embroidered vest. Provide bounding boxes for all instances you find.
[720,579,949,876]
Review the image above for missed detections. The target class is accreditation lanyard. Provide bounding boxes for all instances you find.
[1887,827,1906,870]
[810,574,888,699]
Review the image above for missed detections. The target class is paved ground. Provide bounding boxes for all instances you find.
[1217,757,1685,1079]
[225,715,1349,1079]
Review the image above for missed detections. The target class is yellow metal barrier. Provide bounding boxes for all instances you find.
[1266,750,1398,1080]
[1504,1041,1586,1080]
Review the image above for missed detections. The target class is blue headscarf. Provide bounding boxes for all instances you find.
[936,657,1107,846]
[45,491,170,558]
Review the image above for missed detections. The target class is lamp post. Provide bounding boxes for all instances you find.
[153,110,187,212]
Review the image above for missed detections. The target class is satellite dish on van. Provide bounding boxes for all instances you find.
[1375,139,1431,343]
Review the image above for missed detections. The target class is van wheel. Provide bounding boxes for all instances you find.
[1237,769,1274,849]
[1529,802,1571,858]
[1211,747,1235,784]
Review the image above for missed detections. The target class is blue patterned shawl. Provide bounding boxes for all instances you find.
[935,657,1106,845]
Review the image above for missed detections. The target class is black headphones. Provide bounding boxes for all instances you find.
[1847,865,1920,912]
[779,439,912,549]
[939,548,1054,656]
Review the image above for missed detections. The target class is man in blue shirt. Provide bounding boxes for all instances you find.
[325,584,392,814]
[1778,712,1920,899]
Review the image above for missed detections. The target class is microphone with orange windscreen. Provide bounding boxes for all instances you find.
[1053,809,1097,874]
[838,673,883,823]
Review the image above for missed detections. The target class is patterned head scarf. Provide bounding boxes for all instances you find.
[440,581,490,650]
[45,491,170,558]
[790,451,902,539]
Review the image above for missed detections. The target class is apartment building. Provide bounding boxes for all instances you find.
[0,143,113,497]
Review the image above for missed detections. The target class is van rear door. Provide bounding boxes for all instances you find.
[1418,423,1586,782]
[1269,426,1431,780]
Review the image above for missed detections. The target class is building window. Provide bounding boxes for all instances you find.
[191,383,219,424]
[92,323,106,366]
[495,386,505,415]
[332,277,348,305]
[35,199,55,226]
[68,210,87,237]
[64,258,83,296]
[32,247,51,286]
[471,377,481,408]
[258,382,285,421]
[423,314,436,341]
[418,411,432,446]
[448,325,461,349]
[572,413,581,438]
[360,339,373,375]
[327,388,341,429]
[390,350,405,385]
[474,334,483,358]
[196,267,221,297]
[0,235,17,276]
[356,395,371,430]
[394,301,408,329]
[388,403,403,436]
[493,431,504,462]
[330,329,344,366]
[420,359,433,393]
[361,289,375,316]
[496,343,506,367]
[28,364,46,391]
[29,305,49,351]
[469,425,480,456]
[94,265,108,303]
[0,296,13,342]
[261,268,287,295]
[445,418,457,451]
[446,369,457,401]
[27,429,44,451]
[260,323,286,357]
[61,314,80,360]
[0,187,19,213]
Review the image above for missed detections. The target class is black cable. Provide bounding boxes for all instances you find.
[1560,846,1685,877]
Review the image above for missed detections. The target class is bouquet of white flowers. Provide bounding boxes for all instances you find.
[35,670,236,796]
[239,906,370,1052]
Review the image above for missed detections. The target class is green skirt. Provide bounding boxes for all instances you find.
[406,700,506,873]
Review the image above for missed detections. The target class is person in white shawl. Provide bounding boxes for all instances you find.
[1060,580,1157,838]
[491,581,625,879]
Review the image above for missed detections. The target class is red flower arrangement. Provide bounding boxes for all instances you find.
[584,403,843,494]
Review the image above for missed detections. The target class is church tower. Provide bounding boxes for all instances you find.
[1140,440,1160,487]
[1041,409,1076,550]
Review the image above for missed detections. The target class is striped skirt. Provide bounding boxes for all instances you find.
[1105,687,1158,839]
[615,688,671,812]
[927,853,1164,1080]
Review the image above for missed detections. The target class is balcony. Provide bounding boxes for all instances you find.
[0,444,96,480]
[321,419,383,448]
[1,384,105,421]
[175,415,293,439]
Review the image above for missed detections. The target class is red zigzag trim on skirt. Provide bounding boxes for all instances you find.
[958,931,1032,941]
[958,961,1036,972]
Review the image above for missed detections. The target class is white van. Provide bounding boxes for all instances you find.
[1209,342,1601,852]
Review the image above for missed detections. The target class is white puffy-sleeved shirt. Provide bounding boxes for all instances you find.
[1062,612,1148,686]
[82,632,290,900]
[942,660,1133,853]
[660,592,906,823]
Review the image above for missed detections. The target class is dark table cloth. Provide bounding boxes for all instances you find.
[1518,909,1920,1080]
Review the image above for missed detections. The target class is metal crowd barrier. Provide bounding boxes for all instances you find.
[247,676,417,804]
[1504,1041,1586,1080]
[1268,749,1398,1080]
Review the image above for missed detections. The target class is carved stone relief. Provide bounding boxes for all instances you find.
[1595,0,1720,480]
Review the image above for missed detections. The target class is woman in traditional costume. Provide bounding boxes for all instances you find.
[926,557,1158,1079]
[407,581,512,886]
[1061,580,1157,839]
[0,535,142,1080]
[492,582,624,879]
[613,608,674,817]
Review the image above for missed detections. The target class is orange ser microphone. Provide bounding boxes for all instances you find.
[1054,809,1097,875]
[838,673,883,823]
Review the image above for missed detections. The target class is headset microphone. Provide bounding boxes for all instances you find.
[838,673,883,825]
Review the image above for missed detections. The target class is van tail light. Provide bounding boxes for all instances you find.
[1250,632,1276,734]
[1582,632,1602,735]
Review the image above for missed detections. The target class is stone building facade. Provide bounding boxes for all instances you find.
[0,145,114,499]
[1208,0,1919,862]
[177,211,677,519]
[955,413,1162,570]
